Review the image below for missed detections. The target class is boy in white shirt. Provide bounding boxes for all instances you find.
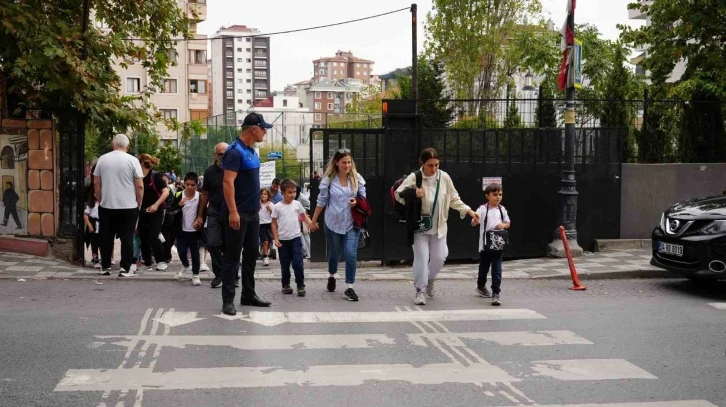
[272,179,313,297]
[472,183,511,306]
[174,172,203,286]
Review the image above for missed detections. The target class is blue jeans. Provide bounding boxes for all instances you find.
[325,226,360,284]
[478,250,503,294]
[176,231,200,274]
[279,237,305,287]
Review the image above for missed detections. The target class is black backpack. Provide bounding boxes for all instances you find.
[391,170,422,223]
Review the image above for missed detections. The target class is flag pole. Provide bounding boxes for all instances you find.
[548,0,583,258]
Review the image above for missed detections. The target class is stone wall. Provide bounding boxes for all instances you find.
[0,118,56,238]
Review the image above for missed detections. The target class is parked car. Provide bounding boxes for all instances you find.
[651,194,726,280]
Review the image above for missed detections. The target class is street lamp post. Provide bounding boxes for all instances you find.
[547,0,583,258]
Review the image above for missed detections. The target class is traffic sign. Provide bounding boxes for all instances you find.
[267,151,282,160]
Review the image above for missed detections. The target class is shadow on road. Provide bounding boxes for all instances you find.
[658,279,726,300]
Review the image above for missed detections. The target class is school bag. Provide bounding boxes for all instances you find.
[148,171,171,209]
[390,170,422,223]
[481,204,509,252]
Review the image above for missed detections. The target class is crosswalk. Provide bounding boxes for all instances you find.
[53,305,720,407]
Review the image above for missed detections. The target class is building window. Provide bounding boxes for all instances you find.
[160,109,177,120]
[246,38,251,42]
[356,71,360,75]
[334,70,337,75]
[126,77,141,94]
[237,68,243,72]
[319,70,324,75]
[315,92,321,99]
[246,69,252,73]
[189,79,206,94]
[314,102,321,109]
[226,71,233,78]
[236,37,242,42]
[246,48,251,52]
[246,89,252,93]
[237,99,243,103]
[226,90,233,98]
[283,99,288,107]
[237,58,243,63]
[246,79,251,83]
[237,89,243,94]
[189,50,206,64]
[327,92,334,99]
[237,78,244,84]
[225,51,233,57]
[226,80,233,88]
[327,103,333,110]
[237,48,242,52]
[314,113,322,121]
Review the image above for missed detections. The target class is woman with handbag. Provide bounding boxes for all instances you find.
[472,183,511,306]
[310,149,367,302]
[395,148,480,306]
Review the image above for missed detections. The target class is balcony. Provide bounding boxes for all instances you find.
[188,34,207,51]
[187,64,206,76]
[188,1,207,22]
[254,82,267,89]
[253,51,267,59]
[188,93,208,110]
[253,40,267,48]
[254,70,267,79]
[628,0,651,19]
[253,62,267,69]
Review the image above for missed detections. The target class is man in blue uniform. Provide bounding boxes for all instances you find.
[221,113,273,315]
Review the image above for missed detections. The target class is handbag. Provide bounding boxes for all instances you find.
[358,226,371,249]
[416,173,440,233]
[482,204,509,252]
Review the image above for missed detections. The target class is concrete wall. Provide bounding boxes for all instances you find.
[620,163,726,239]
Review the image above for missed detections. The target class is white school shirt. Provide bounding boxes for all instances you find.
[259,201,273,225]
[181,191,200,232]
[476,204,511,252]
[84,202,100,233]
[272,200,306,241]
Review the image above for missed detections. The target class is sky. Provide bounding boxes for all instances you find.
[198,0,645,91]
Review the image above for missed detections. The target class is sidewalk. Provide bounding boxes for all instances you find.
[0,248,674,281]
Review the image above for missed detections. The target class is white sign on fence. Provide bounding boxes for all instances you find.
[259,161,276,187]
[481,177,502,191]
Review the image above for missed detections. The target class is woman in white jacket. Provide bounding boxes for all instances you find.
[395,148,479,305]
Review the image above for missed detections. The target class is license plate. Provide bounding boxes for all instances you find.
[658,242,683,257]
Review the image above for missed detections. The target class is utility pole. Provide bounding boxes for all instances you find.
[411,4,418,112]
[547,0,583,258]
[76,0,91,263]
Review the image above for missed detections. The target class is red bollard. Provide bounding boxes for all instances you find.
[558,226,586,291]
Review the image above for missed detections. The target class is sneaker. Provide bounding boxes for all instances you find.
[110,259,116,266]
[344,288,359,302]
[476,286,492,298]
[491,293,501,306]
[210,277,222,288]
[93,262,101,269]
[414,291,427,305]
[118,270,138,278]
[145,264,155,272]
[130,264,138,273]
[297,285,306,297]
[327,276,336,292]
[175,267,190,280]
[156,262,168,271]
[200,262,210,272]
[99,269,111,276]
[262,257,270,267]
[281,285,293,295]
[192,276,201,286]
[425,280,435,297]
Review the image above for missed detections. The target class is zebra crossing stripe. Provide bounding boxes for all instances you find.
[408,330,593,347]
[531,359,658,380]
[707,303,726,310]
[95,334,396,350]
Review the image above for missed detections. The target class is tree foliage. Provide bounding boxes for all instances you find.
[394,58,453,128]
[0,0,193,135]
[157,142,183,175]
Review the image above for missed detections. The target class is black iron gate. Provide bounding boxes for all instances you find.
[309,125,624,263]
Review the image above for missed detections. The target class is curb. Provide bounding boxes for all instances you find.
[530,268,680,280]
[594,239,652,252]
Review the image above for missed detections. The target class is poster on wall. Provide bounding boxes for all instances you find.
[259,161,276,188]
[0,133,28,234]
[481,177,502,191]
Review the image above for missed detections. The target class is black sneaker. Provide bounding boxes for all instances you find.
[491,293,501,306]
[222,302,237,316]
[327,276,336,292]
[99,269,111,276]
[210,277,222,288]
[297,285,306,297]
[281,285,293,295]
[476,286,492,298]
[344,288,359,302]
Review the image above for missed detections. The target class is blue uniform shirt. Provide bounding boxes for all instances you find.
[221,140,260,212]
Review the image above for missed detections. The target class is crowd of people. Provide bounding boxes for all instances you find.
[88,112,511,314]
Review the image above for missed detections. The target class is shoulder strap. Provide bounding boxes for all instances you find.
[499,206,504,220]
[430,172,441,214]
[483,203,489,230]
[415,170,422,188]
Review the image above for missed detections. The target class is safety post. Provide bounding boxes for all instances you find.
[558,226,586,290]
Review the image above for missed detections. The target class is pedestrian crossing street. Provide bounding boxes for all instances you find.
[54,305,720,407]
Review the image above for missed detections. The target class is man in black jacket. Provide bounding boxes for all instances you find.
[2,182,21,229]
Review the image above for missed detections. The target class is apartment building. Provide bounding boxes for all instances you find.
[108,0,209,141]
[629,0,686,82]
[250,92,313,148]
[312,51,374,84]
[305,79,365,126]
[210,25,271,121]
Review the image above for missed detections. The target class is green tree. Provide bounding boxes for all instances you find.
[534,85,557,127]
[394,58,453,128]
[426,0,542,111]
[0,0,193,135]
[503,99,522,128]
[129,130,160,157]
[257,145,303,184]
[157,143,183,175]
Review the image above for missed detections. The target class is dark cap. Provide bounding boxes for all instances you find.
[242,112,273,129]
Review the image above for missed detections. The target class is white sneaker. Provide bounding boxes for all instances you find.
[262,257,269,267]
[156,262,168,271]
[93,262,101,269]
[130,264,137,273]
[425,280,435,297]
[200,262,210,272]
[192,276,201,286]
[414,291,426,305]
[175,267,190,280]
[110,259,116,265]
[119,270,138,278]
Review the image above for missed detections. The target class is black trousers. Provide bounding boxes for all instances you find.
[222,211,259,304]
[99,207,138,271]
[161,223,175,263]
[3,205,21,227]
[205,207,225,279]
[138,210,166,266]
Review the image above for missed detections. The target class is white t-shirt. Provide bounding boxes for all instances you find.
[421,171,440,236]
[181,191,200,232]
[476,204,511,252]
[84,202,100,233]
[93,151,143,209]
[272,200,306,241]
[259,201,273,225]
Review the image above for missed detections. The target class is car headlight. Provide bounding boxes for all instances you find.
[660,212,666,231]
[701,220,726,235]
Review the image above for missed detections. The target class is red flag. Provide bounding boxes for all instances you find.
[558,49,569,91]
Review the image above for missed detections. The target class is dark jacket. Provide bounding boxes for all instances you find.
[2,188,19,207]
[399,188,422,246]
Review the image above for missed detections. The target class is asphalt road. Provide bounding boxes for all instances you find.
[0,278,725,407]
